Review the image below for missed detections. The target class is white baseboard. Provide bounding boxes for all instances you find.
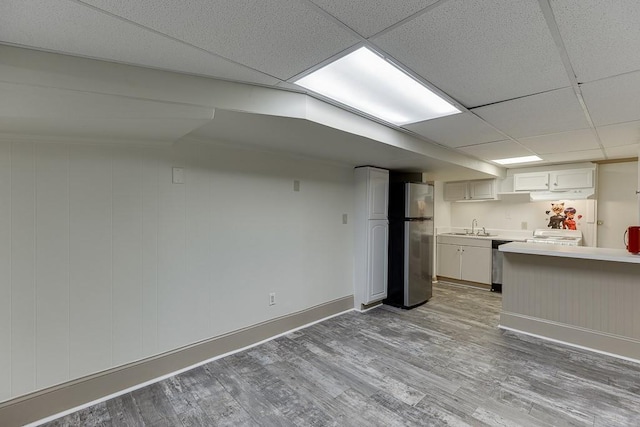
[0,295,354,427]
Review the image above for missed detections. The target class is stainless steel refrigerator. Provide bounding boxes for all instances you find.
[384,182,434,309]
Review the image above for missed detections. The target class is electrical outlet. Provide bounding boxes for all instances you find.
[293,180,300,192]
[521,221,528,230]
[342,214,348,224]
[269,293,276,306]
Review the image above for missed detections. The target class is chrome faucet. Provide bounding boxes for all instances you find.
[472,218,478,235]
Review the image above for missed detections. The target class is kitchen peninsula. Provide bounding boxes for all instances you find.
[499,242,640,362]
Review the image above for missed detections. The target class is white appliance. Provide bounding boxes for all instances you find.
[526,229,583,246]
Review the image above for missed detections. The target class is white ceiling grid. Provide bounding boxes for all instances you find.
[0,0,639,169]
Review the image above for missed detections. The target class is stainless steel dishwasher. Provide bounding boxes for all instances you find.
[491,240,512,292]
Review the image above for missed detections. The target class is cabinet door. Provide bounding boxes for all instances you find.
[367,220,388,302]
[469,179,495,200]
[514,172,549,191]
[460,246,491,284]
[368,169,389,220]
[443,182,468,201]
[551,169,593,190]
[437,243,461,279]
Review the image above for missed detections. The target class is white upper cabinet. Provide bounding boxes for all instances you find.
[513,172,550,191]
[444,179,496,201]
[469,179,496,200]
[443,181,469,201]
[551,168,593,190]
[362,167,389,220]
[513,168,594,193]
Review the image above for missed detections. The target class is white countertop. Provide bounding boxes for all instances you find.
[500,242,640,264]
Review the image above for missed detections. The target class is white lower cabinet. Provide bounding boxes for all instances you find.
[367,220,389,302]
[437,236,491,285]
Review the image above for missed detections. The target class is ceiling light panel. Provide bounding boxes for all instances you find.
[294,47,460,125]
[492,155,542,165]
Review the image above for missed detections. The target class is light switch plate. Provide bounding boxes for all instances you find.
[172,167,185,184]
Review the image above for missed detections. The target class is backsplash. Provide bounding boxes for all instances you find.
[450,199,597,246]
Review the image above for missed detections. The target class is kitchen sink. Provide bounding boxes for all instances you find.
[444,232,497,237]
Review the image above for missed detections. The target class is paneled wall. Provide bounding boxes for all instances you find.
[0,139,354,402]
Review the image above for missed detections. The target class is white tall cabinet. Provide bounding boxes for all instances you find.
[354,167,389,309]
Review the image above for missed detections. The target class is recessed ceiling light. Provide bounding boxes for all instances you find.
[294,47,460,125]
[492,155,543,165]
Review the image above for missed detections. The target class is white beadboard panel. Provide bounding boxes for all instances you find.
[156,147,188,352]
[184,145,212,344]
[503,254,640,340]
[0,141,11,402]
[141,151,160,357]
[111,147,144,366]
[10,141,36,397]
[69,145,113,378]
[34,143,70,390]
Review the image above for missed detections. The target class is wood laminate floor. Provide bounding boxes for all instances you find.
[45,283,640,426]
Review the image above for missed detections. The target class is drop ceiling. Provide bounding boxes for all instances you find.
[0,0,639,173]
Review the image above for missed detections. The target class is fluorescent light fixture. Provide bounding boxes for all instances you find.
[492,155,543,165]
[294,47,460,125]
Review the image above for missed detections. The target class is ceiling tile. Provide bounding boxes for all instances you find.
[373,0,570,107]
[540,149,604,163]
[457,140,533,161]
[604,144,640,159]
[0,0,279,86]
[472,88,589,138]
[81,0,360,80]
[404,113,505,148]
[581,72,640,126]
[308,0,439,38]
[597,121,640,148]
[551,0,640,83]
[517,129,600,154]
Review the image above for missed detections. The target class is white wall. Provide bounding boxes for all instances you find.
[0,138,355,402]
[597,161,639,249]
